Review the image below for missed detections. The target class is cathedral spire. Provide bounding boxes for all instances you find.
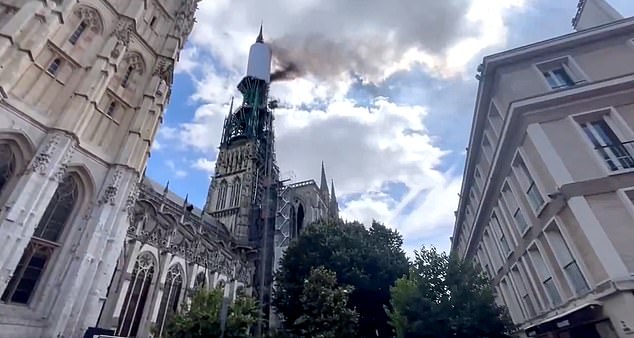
[256,23,264,43]
[320,161,329,202]
[329,179,339,219]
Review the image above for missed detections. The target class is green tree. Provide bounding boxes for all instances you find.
[273,219,409,337]
[294,266,359,337]
[387,246,515,338]
[163,287,258,338]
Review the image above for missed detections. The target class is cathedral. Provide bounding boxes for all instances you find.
[0,1,337,338]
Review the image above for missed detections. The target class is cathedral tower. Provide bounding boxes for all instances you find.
[0,1,197,337]
[204,25,279,335]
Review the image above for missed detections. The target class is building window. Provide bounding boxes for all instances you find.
[47,58,61,76]
[500,278,523,323]
[156,265,183,338]
[512,265,536,318]
[229,178,241,207]
[150,16,157,28]
[69,20,87,45]
[482,133,493,161]
[545,226,590,295]
[121,66,134,88]
[488,102,503,136]
[0,144,16,196]
[116,253,155,337]
[537,58,583,90]
[580,118,634,171]
[491,212,511,257]
[1,175,78,304]
[528,246,562,307]
[106,101,117,117]
[194,272,206,290]
[483,229,503,270]
[216,180,228,210]
[513,155,545,212]
[501,184,529,233]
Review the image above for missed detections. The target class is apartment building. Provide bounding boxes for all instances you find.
[451,1,634,337]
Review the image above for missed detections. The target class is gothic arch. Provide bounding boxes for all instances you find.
[2,171,87,304]
[72,5,104,34]
[116,251,156,337]
[65,164,97,205]
[122,51,146,75]
[0,129,36,165]
[156,263,184,337]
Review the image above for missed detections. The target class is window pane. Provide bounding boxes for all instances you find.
[552,68,575,87]
[543,278,562,306]
[564,262,589,295]
[527,182,544,210]
[523,294,536,317]
[513,208,528,232]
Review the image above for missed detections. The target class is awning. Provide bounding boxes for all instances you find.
[525,302,603,337]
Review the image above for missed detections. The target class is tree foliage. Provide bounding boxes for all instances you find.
[163,287,258,338]
[387,246,515,338]
[293,266,359,337]
[273,219,409,337]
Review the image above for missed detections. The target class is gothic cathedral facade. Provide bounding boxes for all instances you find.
[0,1,338,337]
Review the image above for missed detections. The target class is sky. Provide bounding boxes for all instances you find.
[147,0,634,254]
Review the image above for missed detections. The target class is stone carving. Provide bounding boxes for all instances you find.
[74,5,103,33]
[99,167,123,206]
[153,57,174,97]
[174,0,199,40]
[110,19,134,59]
[54,147,74,182]
[28,133,61,176]
[125,181,140,223]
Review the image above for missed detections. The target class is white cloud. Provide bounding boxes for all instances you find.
[193,158,216,175]
[165,159,188,179]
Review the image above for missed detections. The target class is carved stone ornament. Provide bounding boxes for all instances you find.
[74,5,103,33]
[110,19,133,58]
[98,167,123,206]
[54,147,74,182]
[28,133,61,176]
[125,182,140,223]
[174,0,199,39]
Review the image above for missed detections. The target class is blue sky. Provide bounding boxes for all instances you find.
[148,0,634,253]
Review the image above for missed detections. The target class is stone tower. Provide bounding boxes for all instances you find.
[0,1,197,337]
[203,26,279,335]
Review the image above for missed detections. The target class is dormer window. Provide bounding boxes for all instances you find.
[47,58,61,76]
[69,20,87,45]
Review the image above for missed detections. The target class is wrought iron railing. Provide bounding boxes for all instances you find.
[594,140,634,172]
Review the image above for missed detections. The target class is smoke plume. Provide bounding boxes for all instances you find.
[191,0,478,82]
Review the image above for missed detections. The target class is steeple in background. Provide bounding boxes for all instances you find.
[320,161,330,203]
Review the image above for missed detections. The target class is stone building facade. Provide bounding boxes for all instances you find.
[451,1,634,337]
[0,0,202,337]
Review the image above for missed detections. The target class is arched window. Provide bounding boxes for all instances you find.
[116,253,155,337]
[216,180,228,210]
[0,144,16,196]
[194,272,206,290]
[121,66,134,88]
[106,101,117,117]
[296,203,305,235]
[289,205,297,239]
[1,174,79,304]
[47,58,61,76]
[157,264,183,337]
[230,178,241,207]
[68,20,87,45]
